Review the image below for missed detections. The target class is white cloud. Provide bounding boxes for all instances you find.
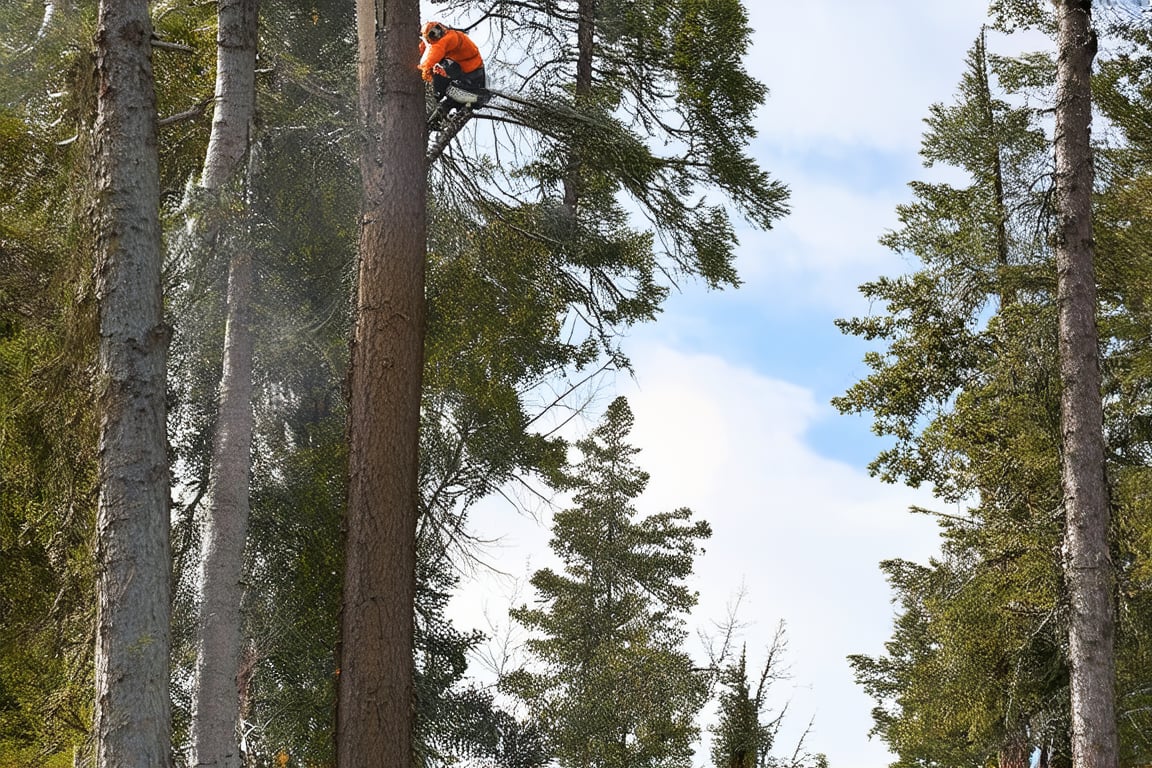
[624,346,945,768]
[451,345,944,768]
[746,1,993,152]
[733,176,910,311]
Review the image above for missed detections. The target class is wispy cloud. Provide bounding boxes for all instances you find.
[622,345,943,768]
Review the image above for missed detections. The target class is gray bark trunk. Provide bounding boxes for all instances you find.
[1051,3,1118,768]
[201,0,258,191]
[188,1,259,766]
[336,0,426,764]
[562,0,595,214]
[92,1,171,765]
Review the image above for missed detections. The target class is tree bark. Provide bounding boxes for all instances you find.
[973,28,1012,308]
[336,0,427,765]
[562,0,595,214]
[189,1,259,766]
[92,0,171,765]
[998,731,1030,768]
[1051,3,1118,768]
[201,0,258,191]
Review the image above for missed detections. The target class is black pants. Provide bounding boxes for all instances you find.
[432,65,486,106]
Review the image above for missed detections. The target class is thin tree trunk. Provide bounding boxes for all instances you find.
[1051,3,1117,768]
[92,0,170,765]
[973,28,1012,307]
[201,0,258,190]
[562,0,595,214]
[336,0,427,764]
[189,1,259,765]
[190,244,255,768]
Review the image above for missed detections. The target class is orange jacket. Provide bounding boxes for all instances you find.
[418,23,483,82]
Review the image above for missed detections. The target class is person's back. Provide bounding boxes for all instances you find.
[419,22,482,79]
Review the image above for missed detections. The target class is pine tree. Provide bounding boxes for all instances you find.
[836,31,1073,767]
[504,397,711,768]
[0,10,102,761]
[432,0,788,360]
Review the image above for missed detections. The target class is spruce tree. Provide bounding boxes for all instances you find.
[504,397,711,768]
[836,31,1072,767]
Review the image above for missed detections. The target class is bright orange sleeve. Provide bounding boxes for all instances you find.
[419,38,448,80]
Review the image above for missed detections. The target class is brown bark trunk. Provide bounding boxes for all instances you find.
[1051,3,1118,768]
[92,0,171,765]
[189,1,259,765]
[336,0,427,765]
[998,732,1030,768]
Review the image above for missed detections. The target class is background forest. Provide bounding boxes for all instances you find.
[3,0,1152,767]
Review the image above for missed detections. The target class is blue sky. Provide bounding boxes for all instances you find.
[438,2,1038,767]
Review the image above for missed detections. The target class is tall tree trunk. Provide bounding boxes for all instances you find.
[92,0,171,765]
[337,0,427,764]
[189,1,259,766]
[562,0,595,214]
[973,28,1012,308]
[1051,3,1118,768]
[201,0,258,191]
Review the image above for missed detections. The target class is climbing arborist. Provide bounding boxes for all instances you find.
[419,21,486,128]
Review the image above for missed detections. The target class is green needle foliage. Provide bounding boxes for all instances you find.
[839,19,1152,766]
[1,8,101,763]
[504,397,711,768]
[435,0,787,353]
[836,32,1070,767]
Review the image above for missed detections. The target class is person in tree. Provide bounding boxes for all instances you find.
[419,21,486,126]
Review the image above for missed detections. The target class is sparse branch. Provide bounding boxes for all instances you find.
[150,36,196,53]
[158,97,213,127]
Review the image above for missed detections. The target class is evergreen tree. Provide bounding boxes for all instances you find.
[839,11,1152,765]
[431,0,788,364]
[836,32,1073,767]
[504,397,711,768]
[0,9,101,762]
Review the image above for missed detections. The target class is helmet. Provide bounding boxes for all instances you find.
[422,21,447,42]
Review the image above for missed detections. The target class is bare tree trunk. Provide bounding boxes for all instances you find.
[189,1,259,766]
[336,0,427,765]
[1051,3,1118,768]
[973,28,1013,308]
[190,244,255,768]
[562,0,595,214]
[92,0,170,765]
